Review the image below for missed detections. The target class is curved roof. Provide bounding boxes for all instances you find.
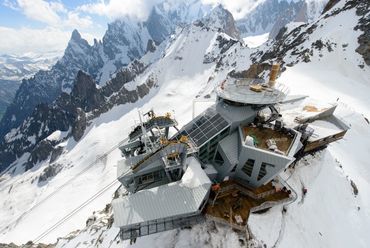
[216,78,288,105]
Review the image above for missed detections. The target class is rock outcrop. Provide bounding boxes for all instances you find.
[354,1,370,65]
[0,61,155,171]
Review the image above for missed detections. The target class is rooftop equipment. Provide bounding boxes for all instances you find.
[268,63,280,88]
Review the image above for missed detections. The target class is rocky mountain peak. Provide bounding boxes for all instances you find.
[204,5,240,39]
[145,5,173,44]
[64,30,91,57]
[71,29,82,41]
[235,0,328,39]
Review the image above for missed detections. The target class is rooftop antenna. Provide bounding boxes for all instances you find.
[268,63,280,88]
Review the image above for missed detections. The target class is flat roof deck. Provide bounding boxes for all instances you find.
[242,126,294,155]
[280,99,339,127]
[113,157,211,228]
[216,78,288,105]
[205,181,290,227]
[308,116,348,142]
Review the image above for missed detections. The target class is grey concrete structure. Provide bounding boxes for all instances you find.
[112,75,348,241]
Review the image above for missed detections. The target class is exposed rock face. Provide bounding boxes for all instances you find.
[354,1,370,65]
[0,79,20,120]
[145,6,173,44]
[0,61,155,171]
[236,0,304,38]
[251,21,319,67]
[269,1,307,39]
[71,108,87,142]
[0,0,214,140]
[38,164,63,183]
[322,0,341,14]
[0,53,59,82]
[207,0,367,85]
[50,147,64,164]
[25,140,55,170]
[0,2,205,140]
[0,30,103,140]
[146,39,157,53]
[321,0,370,66]
[70,71,104,112]
[229,63,272,79]
[0,54,58,120]
[0,1,237,172]
[204,5,240,39]
[236,0,327,39]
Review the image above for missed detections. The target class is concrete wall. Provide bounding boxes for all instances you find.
[214,128,295,188]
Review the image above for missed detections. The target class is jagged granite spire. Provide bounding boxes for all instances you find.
[203,4,240,39]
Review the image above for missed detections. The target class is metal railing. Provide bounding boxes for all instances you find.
[210,181,276,201]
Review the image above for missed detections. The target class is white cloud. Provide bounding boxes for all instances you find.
[201,0,267,19]
[0,0,268,56]
[10,0,93,29]
[0,26,96,56]
[77,0,268,21]
[65,11,93,29]
[17,0,62,26]
[50,1,67,13]
[0,26,68,55]
[77,0,162,21]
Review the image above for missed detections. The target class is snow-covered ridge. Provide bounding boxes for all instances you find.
[0,9,238,244]
[0,53,60,81]
[51,0,370,246]
[236,0,329,39]
[0,0,213,144]
[1,0,370,247]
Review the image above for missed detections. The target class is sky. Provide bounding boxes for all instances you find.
[0,0,265,56]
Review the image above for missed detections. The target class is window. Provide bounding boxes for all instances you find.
[230,165,237,173]
[214,151,224,166]
[173,108,229,147]
[141,174,154,184]
[258,162,275,181]
[137,171,164,185]
[241,159,255,177]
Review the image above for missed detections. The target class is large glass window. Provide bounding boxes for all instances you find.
[137,171,164,185]
[172,107,229,148]
[242,159,255,177]
[214,151,224,166]
[258,162,275,181]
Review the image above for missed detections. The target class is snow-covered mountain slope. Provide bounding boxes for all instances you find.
[55,1,369,247]
[0,7,240,244]
[0,53,59,121]
[0,0,369,247]
[0,0,211,142]
[0,3,242,174]
[0,53,60,81]
[213,1,370,247]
